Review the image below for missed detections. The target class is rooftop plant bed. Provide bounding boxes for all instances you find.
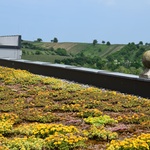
[0,66,150,150]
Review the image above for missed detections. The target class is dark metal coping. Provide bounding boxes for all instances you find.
[0,45,21,49]
[0,58,150,99]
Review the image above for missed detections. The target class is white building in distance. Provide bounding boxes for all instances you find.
[0,35,22,59]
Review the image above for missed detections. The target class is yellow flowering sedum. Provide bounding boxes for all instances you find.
[0,113,19,135]
[107,133,150,150]
[0,66,150,149]
[45,132,87,150]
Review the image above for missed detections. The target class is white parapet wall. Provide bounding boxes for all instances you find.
[0,35,22,59]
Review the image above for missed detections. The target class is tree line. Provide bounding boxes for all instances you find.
[55,42,149,75]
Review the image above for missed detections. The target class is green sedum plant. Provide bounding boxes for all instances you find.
[84,125,118,141]
[84,115,118,126]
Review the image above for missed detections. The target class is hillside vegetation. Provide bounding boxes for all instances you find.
[22,41,121,56]
[21,41,150,75]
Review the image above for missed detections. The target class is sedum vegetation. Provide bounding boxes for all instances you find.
[0,66,150,149]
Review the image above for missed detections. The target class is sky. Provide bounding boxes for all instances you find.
[0,0,150,44]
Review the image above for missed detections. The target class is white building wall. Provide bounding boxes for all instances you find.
[0,35,22,59]
[0,48,22,59]
[0,36,19,46]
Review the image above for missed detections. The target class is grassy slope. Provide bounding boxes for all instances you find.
[22,41,125,63]
[33,42,92,54]
[22,55,70,63]
[100,45,125,58]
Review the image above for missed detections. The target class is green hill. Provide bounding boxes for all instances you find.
[22,41,125,59]
[21,41,150,75]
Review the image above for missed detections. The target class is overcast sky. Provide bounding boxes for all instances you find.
[0,0,150,44]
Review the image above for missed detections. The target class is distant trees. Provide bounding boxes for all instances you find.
[36,38,42,42]
[102,41,105,44]
[93,39,98,46]
[106,41,111,46]
[54,37,58,43]
[96,59,106,69]
[145,43,150,46]
[55,48,67,56]
[92,39,111,46]
[139,41,143,45]
[51,37,58,43]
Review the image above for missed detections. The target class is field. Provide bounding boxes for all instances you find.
[0,66,150,150]
[22,41,125,63]
[22,55,70,63]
